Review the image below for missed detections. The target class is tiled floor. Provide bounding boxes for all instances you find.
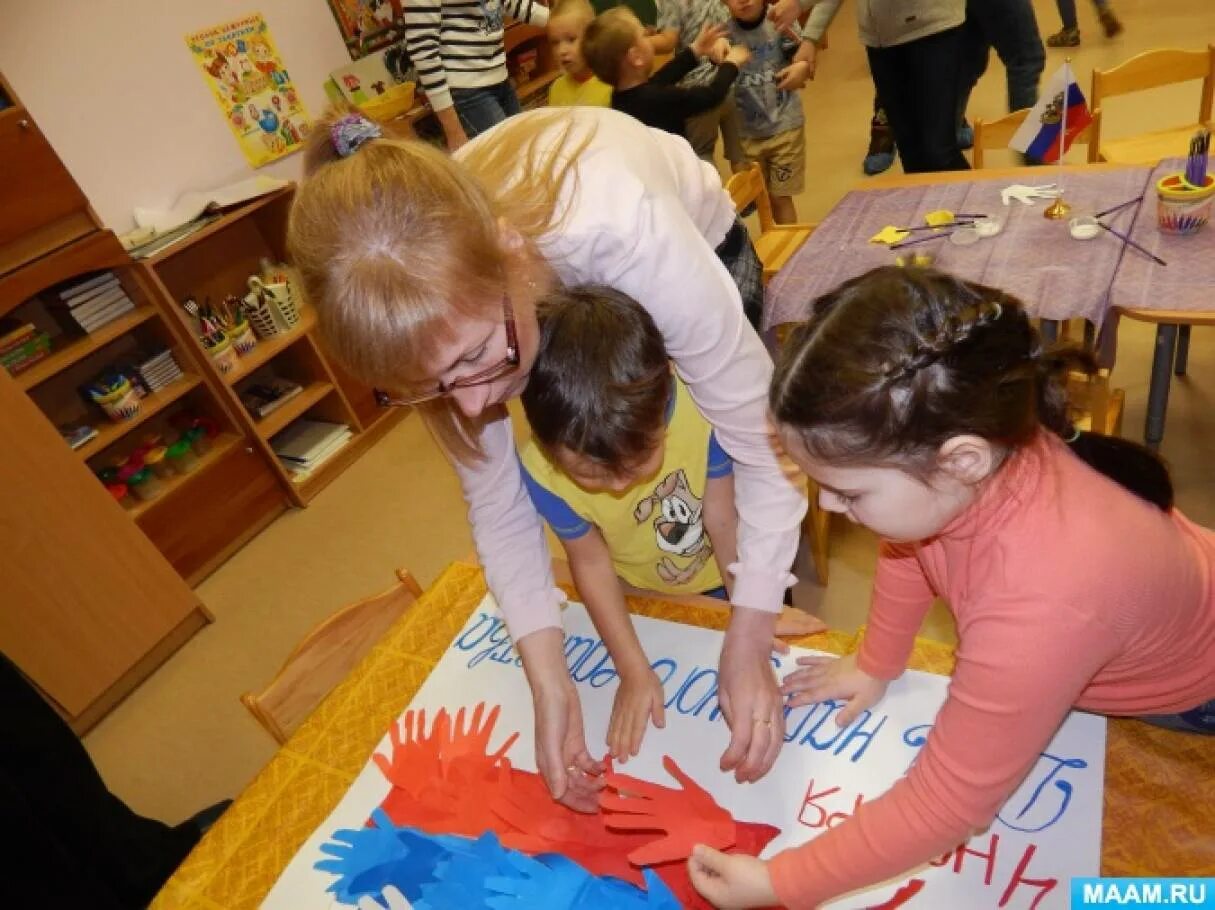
[84,0,1215,826]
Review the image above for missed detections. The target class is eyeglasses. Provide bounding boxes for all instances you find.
[374,295,519,408]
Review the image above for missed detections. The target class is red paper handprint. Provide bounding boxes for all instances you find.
[443,702,519,774]
[372,708,451,796]
[601,756,737,866]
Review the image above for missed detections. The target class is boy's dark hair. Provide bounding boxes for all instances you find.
[582,8,640,87]
[522,285,670,471]
[771,266,1173,510]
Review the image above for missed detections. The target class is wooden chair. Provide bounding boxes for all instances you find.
[1067,369,1125,436]
[241,568,424,744]
[972,107,1100,168]
[726,163,816,283]
[1090,45,1215,165]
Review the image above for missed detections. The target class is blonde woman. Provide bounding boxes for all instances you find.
[288,106,806,811]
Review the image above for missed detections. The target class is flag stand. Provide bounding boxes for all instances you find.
[1044,58,1074,219]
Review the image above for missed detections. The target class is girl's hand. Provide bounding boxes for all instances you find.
[691,23,729,59]
[708,37,731,65]
[724,44,752,68]
[766,0,800,31]
[687,845,778,909]
[607,668,667,762]
[781,652,889,725]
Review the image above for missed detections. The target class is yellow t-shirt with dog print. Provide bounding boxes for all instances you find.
[519,377,733,595]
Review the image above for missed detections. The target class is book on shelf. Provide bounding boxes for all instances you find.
[60,284,128,319]
[75,298,136,333]
[240,377,304,419]
[58,423,99,450]
[277,428,353,480]
[1,333,51,375]
[272,419,351,466]
[0,319,36,356]
[57,271,118,302]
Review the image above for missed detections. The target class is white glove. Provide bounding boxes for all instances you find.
[356,886,413,910]
[1001,183,1062,206]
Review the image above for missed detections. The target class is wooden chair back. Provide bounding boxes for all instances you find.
[241,568,424,744]
[726,163,776,232]
[1090,45,1215,162]
[973,107,1099,168]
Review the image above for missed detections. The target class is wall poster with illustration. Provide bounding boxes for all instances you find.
[326,0,407,60]
[186,14,311,168]
[264,596,1107,909]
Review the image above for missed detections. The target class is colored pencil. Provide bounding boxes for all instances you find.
[1097,222,1167,267]
[1093,196,1143,220]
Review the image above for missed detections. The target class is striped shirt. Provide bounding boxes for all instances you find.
[403,0,549,112]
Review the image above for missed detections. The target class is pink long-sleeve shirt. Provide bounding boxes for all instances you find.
[770,432,1215,908]
[453,107,805,642]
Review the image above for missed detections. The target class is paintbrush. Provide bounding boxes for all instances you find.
[889,233,951,251]
[896,221,976,232]
[1097,222,1167,267]
[1093,196,1143,220]
[1185,128,1210,188]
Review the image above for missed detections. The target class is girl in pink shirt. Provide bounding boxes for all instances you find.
[689,266,1215,909]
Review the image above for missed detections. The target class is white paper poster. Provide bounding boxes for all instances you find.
[264,596,1106,909]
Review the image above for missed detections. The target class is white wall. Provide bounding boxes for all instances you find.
[0,2,352,232]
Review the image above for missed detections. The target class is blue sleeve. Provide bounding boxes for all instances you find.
[706,430,734,478]
[520,462,593,539]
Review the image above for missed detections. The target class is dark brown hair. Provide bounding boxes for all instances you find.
[521,285,670,471]
[771,266,1173,509]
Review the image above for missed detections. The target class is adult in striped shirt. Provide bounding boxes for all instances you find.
[404,0,549,150]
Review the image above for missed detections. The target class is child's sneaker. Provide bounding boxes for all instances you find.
[1099,8,1123,37]
[1047,27,1080,47]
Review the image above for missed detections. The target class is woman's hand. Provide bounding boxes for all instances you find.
[518,629,605,811]
[606,668,667,763]
[687,845,778,909]
[717,607,785,783]
[766,0,800,31]
[781,651,889,725]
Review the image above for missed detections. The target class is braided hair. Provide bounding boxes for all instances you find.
[771,266,1172,509]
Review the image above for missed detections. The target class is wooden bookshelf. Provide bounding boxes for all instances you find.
[128,432,242,519]
[142,187,292,266]
[256,381,334,440]
[15,307,157,391]
[223,309,316,385]
[74,374,202,460]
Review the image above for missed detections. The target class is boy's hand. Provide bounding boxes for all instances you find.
[724,44,752,68]
[607,667,667,762]
[691,23,729,59]
[776,57,813,91]
[687,845,778,909]
[781,652,889,725]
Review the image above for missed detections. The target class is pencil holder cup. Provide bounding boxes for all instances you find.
[208,336,240,374]
[245,276,300,337]
[229,321,258,356]
[92,379,141,422]
[1156,173,1215,236]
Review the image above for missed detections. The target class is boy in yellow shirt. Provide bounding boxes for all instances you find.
[546,0,612,107]
[520,286,750,763]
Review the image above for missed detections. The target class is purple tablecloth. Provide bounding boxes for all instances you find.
[764,167,1154,332]
[1110,158,1215,314]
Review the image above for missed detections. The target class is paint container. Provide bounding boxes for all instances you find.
[1069,216,1100,241]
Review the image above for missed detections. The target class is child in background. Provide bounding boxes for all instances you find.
[546,0,612,107]
[688,266,1215,908]
[520,285,822,764]
[723,0,812,224]
[650,0,747,168]
[583,9,750,144]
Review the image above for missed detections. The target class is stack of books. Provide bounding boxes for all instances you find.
[272,419,352,481]
[0,320,51,377]
[133,349,184,393]
[50,272,136,334]
[239,377,304,419]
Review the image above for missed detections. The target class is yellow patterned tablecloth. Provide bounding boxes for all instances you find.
[153,562,1215,909]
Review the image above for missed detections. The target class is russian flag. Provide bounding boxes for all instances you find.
[1009,62,1093,164]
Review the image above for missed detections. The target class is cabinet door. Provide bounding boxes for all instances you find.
[0,107,91,252]
[0,371,203,716]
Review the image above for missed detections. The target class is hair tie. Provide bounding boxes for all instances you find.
[1064,425,1081,443]
[331,114,382,158]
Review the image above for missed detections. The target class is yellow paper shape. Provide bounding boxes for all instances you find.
[924,210,955,227]
[870,225,910,244]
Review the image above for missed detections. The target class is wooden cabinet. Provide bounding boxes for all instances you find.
[0,72,95,276]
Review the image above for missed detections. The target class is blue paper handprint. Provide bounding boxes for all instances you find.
[484,852,593,909]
